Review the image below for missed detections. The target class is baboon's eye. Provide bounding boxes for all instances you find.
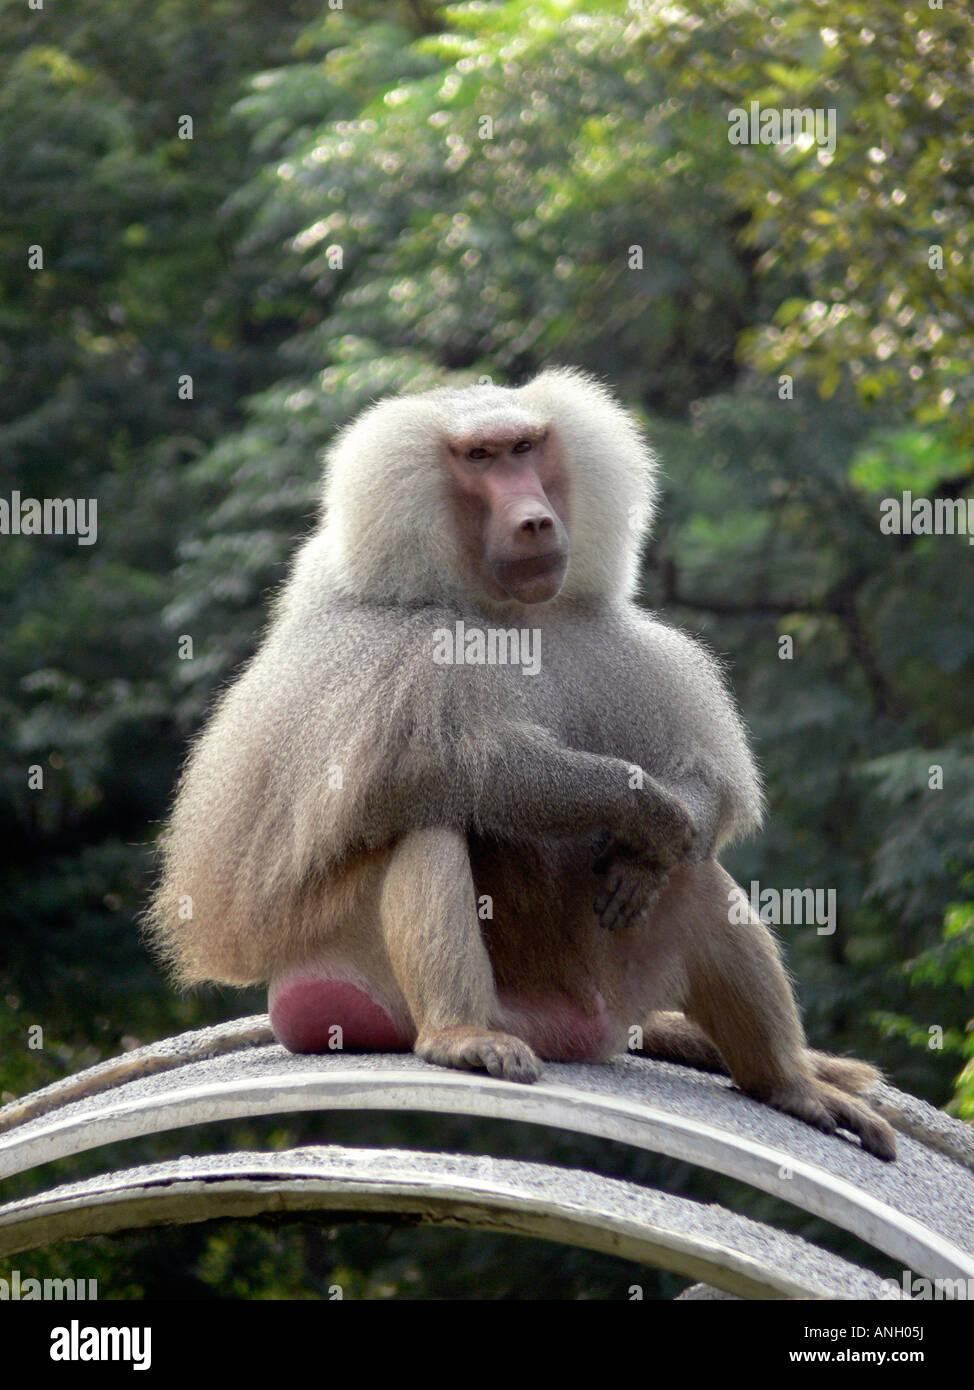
[512,439,533,453]
[468,447,490,460]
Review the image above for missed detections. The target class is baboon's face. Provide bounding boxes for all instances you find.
[442,426,571,604]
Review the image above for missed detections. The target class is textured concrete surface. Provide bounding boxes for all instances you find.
[871,1079,974,1171]
[0,1145,902,1299]
[0,1017,274,1135]
[2,1035,972,1285]
[676,1283,740,1300]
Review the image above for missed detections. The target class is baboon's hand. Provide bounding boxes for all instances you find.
[592,842,670,930]
[627,779,698,865]
[594,784,696,929]
[763,1075,897,1161]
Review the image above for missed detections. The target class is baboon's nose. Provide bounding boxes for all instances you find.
[511,502,555,548]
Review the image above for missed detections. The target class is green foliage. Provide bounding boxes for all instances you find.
[649,0,974,446]
[875,896,974,1121]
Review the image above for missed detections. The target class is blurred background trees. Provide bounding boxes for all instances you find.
[1,0,971,1298]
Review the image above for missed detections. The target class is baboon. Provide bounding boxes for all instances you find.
[146,368,896,1160]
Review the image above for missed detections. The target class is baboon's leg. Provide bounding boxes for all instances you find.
[646,862,896,1160]
[637,1011,883,1095]
[381,827,541,1082]
[637,1012,725,1071]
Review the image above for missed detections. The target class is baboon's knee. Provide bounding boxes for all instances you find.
[380,827,476,937]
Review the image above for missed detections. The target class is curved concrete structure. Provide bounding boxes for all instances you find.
[0,1145,900,1300]
[1,1020,971,1294]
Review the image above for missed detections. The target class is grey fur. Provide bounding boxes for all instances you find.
[145,368,762,987]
